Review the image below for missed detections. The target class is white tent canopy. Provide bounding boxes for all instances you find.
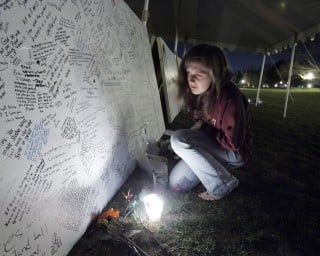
[125,0,320,53]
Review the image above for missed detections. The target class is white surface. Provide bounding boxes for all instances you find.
[0,1,164,255]
[157,37,182,123]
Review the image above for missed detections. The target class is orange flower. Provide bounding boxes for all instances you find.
[97,208,120,222]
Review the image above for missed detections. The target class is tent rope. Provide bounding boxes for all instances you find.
[301,42,320,71]
[268,55,295,103]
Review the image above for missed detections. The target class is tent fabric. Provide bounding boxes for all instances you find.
[125,0,320,53]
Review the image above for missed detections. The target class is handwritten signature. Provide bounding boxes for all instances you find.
[2,226,61,256]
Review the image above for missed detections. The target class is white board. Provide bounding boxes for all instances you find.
[157,37,182,123]
[0,1,164,255]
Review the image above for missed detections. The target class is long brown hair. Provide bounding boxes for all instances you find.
[177,44,232,120]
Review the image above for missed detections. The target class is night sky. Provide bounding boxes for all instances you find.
[168,36,320,73]
[226,38,320,72]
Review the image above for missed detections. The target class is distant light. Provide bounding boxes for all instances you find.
[274,83,278,88]
[241,79,246,84]
[280,1,286,9]
[142,193,163,221]
[307,83,312,88]
[301,72,314,80]
[280,81,283,84]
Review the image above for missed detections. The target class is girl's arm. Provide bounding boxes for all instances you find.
[190,120,203,130]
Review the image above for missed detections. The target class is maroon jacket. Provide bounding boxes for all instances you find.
[190,81,252,162]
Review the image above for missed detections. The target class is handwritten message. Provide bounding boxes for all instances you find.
[3,160,52,227]
[0,1,164,256]
[25,120,49,162]
[0,117,32,159]
[2,226,62,256]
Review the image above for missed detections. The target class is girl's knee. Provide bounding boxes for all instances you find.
[169,180,182,191]
[169,176,198,192]
[169,180,187,192]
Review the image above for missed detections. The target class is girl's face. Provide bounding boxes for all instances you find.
[185,62,214,95]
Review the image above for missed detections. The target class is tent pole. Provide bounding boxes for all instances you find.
[174,0,182,67]
[183,34,188,56]
[255,53,266,106]
[283,42,297,118]
[142,0,149,26]
[174,30,179,56]
[174,29,179,69]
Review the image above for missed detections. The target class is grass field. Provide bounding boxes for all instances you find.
[69,88,320,256]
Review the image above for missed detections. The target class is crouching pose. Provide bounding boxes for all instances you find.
[169,44,252,201]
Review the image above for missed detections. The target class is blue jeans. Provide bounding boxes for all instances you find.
[169,129,243,198]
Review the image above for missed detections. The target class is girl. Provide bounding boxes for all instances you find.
[169,44,251,201]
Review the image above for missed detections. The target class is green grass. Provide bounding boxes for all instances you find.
[69,88,320,256]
